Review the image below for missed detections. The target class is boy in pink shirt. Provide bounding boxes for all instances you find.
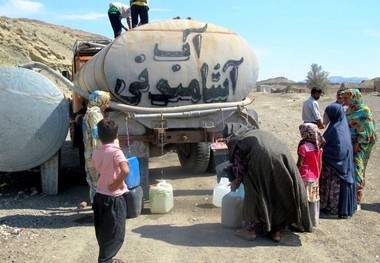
[92,118,129,263]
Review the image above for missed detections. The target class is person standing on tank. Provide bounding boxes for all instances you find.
[108,2,132,38]
[130,0,149,28]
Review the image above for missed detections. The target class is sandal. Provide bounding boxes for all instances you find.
[77,201,87,209]
[289,223,305,233]
[235,230,256,241]
[112,259,126,263]
[270,231,281,243]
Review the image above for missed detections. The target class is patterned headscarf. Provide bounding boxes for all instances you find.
[344,88,363,108]
[344,89,377,144]
[88,90,111,109]
[299,123,325,149]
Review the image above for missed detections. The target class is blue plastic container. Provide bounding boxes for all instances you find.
[125,156,140,189]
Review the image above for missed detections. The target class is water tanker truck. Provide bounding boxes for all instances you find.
[0,19,259,195]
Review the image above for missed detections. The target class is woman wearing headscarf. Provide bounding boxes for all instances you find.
[343,89,377,210]
[320,103,356,218]
[82,90,111,204]
[297,123,325,227]
[224,123,312,243]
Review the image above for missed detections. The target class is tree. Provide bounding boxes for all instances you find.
[285,84,292,93]
[305,63,330,92]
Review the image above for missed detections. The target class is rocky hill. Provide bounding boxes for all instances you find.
[0,16,107,73]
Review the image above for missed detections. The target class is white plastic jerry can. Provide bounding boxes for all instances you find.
[149,180,174,214]
[212,177,231,207]
[221,189,244,228]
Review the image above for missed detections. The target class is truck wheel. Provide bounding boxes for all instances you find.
[177,142,211,174]
[40,151,60,195]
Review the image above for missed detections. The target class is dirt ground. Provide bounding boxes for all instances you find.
[0,91,379,263]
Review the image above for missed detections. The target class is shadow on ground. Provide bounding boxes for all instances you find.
[132,223,303,248]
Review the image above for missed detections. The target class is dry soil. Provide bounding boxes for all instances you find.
[0,91,379,263]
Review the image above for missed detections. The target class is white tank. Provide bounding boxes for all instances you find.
[0,67,69,172]
[74,19,259,108]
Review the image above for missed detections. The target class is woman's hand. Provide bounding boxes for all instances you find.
[230,178,241,191]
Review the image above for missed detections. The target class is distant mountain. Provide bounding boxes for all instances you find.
[329,76,368,84]
[256,77,295,85]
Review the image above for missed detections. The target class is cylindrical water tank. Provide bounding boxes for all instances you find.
[0,67,69,172]
[73,19,259,108]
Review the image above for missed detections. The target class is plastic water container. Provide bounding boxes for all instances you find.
[221,190,243,228]
[125,185,144,218]
[212,177,230,207]
[237,183,245,198]
[149,180,173,214]
[125,156,140,189]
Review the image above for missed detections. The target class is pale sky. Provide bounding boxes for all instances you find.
[1,0,379,82]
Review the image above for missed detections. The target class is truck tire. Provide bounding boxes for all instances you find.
[40,151,60,195]
[177,142,211,174]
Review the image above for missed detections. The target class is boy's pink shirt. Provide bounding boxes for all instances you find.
[92,143,129,196]
[298,142,323,182]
